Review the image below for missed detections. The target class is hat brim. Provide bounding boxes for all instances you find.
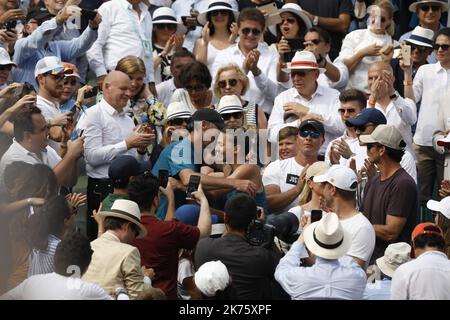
[312,173,328,184]
[303,222,352,260]
[218,107,244,114]
[345,117,368,127]
[98,211,147,239]
[359,134,377,145]
[268,8,312,36]
[153,20,187,34]
[197,7,239,26]
[426,199,442,213]
[405,38,433,48]
[375,256,396,277]
[409,1,448,12]
[0,61,16,67]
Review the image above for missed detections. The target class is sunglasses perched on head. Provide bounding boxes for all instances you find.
[299,129,321,139]
[420,4,441,12]
[241,28,261,36]
[218,79,238,88]
[155,23,177,31]
[222,112,243,121]
[433,43,450,51]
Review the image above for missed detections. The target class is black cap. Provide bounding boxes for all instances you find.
[190,108,225,130]
[26,7,52,24]
[345,108,387,128]
[298,120,325,135]
[108,156,151,187]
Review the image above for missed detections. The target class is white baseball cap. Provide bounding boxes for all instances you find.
[34,56,65,78]
[0,47,16,67]
[427,196,450,219]
[194,260,230,297]
[313,165,358,191]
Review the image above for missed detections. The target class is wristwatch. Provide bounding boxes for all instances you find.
[389,91,399,101]
[313,16,319,26]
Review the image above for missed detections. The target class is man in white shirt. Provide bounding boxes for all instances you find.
[267,50,344,155]
[314,165,376,268]
[391,222,450,300]
[87,0,156,95]
[1,231,112,300]
[263,120,324,214]
[211,8,279,115]
[84,70,155,240]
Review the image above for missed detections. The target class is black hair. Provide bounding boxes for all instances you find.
[54,231,93,277]
[335,187,357,202]
[276,13,308,42]
[207,10,235,37]
[339,89,367,109]
[237,8,265,29]
[13,106,42,142]
[128,173,160,212]
[307,27,331,44]
[224,193,257,230]
[171,48,196,64]
[384,145,405,163]
[104,216,133,232]
[434,27,450,42]
[414,226,445,250]
[179,61,212,89]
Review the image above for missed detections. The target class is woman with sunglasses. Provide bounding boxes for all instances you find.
[213,64,267,130]
[194,0,239,70]
[161,101,191,148]
[337,0,397,93]
[152,7,186,85]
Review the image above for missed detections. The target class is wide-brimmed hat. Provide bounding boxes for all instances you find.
[268,3,312,37]
[166,101,192,121]
[359,124,406,150]
[216,95,244,115]
[0,47,16,67]
[406,26,434,48]
[409,0,448,13]
[98,199,147,239]
[313,165,358,192]
[376,242,411,277]
[303,212,351,259]
[152,7,187,33]
[282,50,325,73]
[197,0,239,26]
[427,197,450,219]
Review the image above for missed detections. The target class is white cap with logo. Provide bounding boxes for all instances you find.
[313,164,358,191]
[34,56,65,78]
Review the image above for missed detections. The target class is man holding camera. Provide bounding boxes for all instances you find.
[195,193,286,299]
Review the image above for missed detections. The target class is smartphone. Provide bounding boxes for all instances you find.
[311,209,323,223]
[401,44,411,67]
[186,175,201,199]
[81,8,97,21]
[283,39,304,62]
[5,20,17,31]
[158,170,169,189]
[257,2,278,15]
[84,87,98,99]
[181,16,201,27]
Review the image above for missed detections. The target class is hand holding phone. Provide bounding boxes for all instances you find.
[401,44,411,67]
[186,175,201,199]
[158,170,169,189]
[81,8,97,21]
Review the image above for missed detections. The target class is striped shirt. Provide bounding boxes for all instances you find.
[28,235,61,277]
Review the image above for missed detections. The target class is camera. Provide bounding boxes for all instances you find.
[246,219,276,249]
[5,20,17,32]
[266,211,300,244]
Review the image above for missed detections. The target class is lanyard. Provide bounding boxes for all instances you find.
[120,0,150,41]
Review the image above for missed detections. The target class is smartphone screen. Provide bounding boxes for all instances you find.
[158,170,169,188]
[84,87,98,99]
[186,175,201,198]
[311,209,323,223]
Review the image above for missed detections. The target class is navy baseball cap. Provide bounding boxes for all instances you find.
[346,108,387,128]
[298,120,325,136]
[190,109,225,130]
[109,156,152,187]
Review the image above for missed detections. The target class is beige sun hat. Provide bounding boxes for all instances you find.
[376,242,412,277]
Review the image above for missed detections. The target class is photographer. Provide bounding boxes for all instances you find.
[195,193,287,299]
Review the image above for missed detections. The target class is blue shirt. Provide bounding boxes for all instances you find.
[275,242,367,300]
[364,279,391,300]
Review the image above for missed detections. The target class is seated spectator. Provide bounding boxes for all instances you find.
[216,95,246,129]
[1,231,111,300]
[364,242,411,300]
[161,101,191,148]
[274,212,367,300]
[426,197,450,258]
[194,260,237,299]
[391,222,450,299]
[278,126,299,160]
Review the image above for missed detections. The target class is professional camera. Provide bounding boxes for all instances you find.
[246,219,276,249]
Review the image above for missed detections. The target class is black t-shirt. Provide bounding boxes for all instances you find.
[297,0,353,60]
[194,234,281,299]
[363,168,419,264]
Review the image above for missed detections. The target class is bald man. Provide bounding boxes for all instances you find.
[366,61,417,156]
[84,71,154,240]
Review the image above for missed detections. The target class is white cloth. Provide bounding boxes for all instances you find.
[337,29,396,93]
[391,251,450,300]
[156,78,176,108]
[413,62,450,146]
[287,206,309,234]
[211,43,279,114]
[339,212,376,267]
[36,95,63,152]
[268,86,345,155]
[84,99,145,179]
[206,42,223,71]
[177,257,194,300]
[86,0,154,82]
[317,59,349,92]
[275,242,367,300]
[0,272,112,300]
[262,157,304,213]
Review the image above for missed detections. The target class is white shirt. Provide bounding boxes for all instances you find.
[211,43,280,114]
[275,242,367,300]
[84,99,143,179]
[413,62,450,146]
[268,86,345,155]
[391,251,450,300]
[36,95,63,152]
[317,59,349,92]
[156,78,176,108]
[262,157,304,213]
[339,212,376,267]
[0,272,112,300]
[86,0,154,82]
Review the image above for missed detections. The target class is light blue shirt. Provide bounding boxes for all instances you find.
[12,17,98,90]
[364,279,391,300]
[275,242,367,300]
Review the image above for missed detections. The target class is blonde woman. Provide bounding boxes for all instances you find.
[213,63,267,130]
[336,0,398,93]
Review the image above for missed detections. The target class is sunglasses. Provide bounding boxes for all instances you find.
[185,84,206,92]
[281,16,297,24]
[218,79,238,88]
[64,79,78,86]
[155,23,177,31]
[433,43,450,51]
[210,9,229,17]
[303,39,323,46]
[241,28,261,36]
[355,124,375,132]
[410,44,428,53]
[338,108,356,114]
[0,64,13,71]
[222,112,243,121]
[168,117,190,126]
[299,129,321,139]
[420,4,441,12]
[291,70,313,77]
[366,143,381,150]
